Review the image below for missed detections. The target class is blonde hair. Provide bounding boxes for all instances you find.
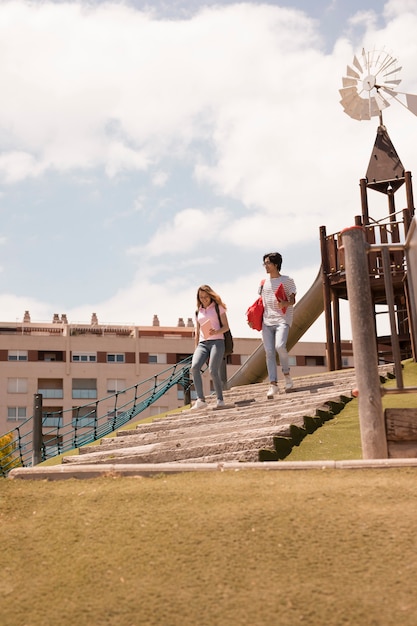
[196,284,227,310]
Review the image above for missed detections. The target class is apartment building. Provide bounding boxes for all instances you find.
[0,311,354,436]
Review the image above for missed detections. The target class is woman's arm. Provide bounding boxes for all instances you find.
[219,311,230,333]
[208,310,229,336]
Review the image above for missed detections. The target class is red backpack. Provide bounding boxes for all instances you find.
[246,280,287,331]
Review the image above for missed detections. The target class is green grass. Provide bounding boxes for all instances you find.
[2,361,417,626]
[2,468,417,626]
[286,359,417,461]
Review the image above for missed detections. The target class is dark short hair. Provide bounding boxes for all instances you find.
[263,252,282,271]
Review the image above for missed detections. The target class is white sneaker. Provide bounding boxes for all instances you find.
[191,398,207,410]
[267,384,278,399]
[284,375,293,391]
[216,400,226,408]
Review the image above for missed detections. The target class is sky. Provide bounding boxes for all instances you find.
[1,0,417,341]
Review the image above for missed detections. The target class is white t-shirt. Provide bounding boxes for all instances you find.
[261,275,296,327]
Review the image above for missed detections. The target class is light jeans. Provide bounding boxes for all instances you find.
[262,322,290,383]
[191,339,225,401]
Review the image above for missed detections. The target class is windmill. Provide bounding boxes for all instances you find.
[339,47,417,124]
[320,47,416,373]
[338,47,417,195]
[335,48,417,441]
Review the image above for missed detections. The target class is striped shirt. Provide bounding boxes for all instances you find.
[261,275,296,327]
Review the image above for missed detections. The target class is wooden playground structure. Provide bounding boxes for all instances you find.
[320,124,417,458]
[320,124,416,372]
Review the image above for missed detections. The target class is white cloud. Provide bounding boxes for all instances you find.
[128,206,229,257]
[0,0,415,350]
[0,151,42,183]
[152,171,169,187]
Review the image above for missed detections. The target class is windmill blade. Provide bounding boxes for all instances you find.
[405,93,417,116]
[359,98,372,120]
[342,76,358,88]
[346,65,360,79]
[380,86,398,97]
[340,92,358,108]
[374,92,391,111]
[385,66,402,77]
[341,94,371,121]
[353,54,363,73]
[376,55,398,77]
[339,86,357,99]
[369,97,382,117]
[339,87,361,110]
[361,48,368,71]
[384,79,402,86]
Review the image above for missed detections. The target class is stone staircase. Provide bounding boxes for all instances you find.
[62,365,395,466]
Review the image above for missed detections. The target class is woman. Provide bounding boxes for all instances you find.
[190,285,230,410]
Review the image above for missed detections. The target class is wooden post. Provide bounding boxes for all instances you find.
[32,393,43,466]
[405,171,415,219]
[359,178,369,225]
[380,246,404,388]
[332,293,342,370]
[341,226,388,459]
[319,225,335,371]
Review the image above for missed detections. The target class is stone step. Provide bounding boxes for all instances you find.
[113,373,359,438]
[63,365,395,466]
[82,384,353,454]
[64,430,287,465]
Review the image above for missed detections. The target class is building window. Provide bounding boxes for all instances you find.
[107,409,125,421]
[38,379,63,399]
[7,407,27,421]
[72,406,97,428]
[8,350,28,361]
[42,409,63,428]
[7,378,28,393]
[72,353,97,363]
[107,379,127,393]
[149,406,169,416]
[42,434,63,457]
[38,351,64,362]
[305,356,325,367]
[107,353,125,363]
[72,379,97,399]
[148,354,167,364]
[177,387,197,401]
[288,356,297,367]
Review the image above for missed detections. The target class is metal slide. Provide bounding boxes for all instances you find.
[226,268,324,388]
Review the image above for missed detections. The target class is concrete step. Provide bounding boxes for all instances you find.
[63,366,396,466]
[78,380,356,455]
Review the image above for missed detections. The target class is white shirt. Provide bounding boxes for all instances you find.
[262,275,296,327]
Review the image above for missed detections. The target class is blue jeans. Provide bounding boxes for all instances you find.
[191,339,225,401]
[262,323,290,383]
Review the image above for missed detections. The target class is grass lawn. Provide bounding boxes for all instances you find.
[286,359,417,462]
[1,360,417,626]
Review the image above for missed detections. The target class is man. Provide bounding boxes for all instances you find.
[261,252,296,398]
